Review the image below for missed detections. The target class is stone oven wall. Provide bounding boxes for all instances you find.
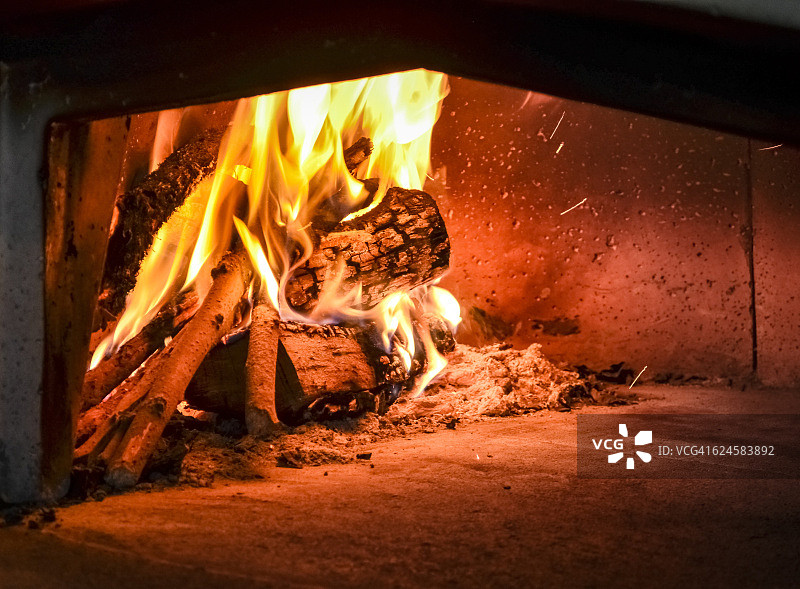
[430,77,800,386]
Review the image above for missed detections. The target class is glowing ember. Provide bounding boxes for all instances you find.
[92,69,458,395]
[629,365,648,389]
[549,110,565,140]
[560,197,587,215]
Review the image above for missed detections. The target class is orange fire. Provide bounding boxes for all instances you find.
[92,69,458,396]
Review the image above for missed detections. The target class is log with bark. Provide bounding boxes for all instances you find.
[185,312,456,421]
[186,321,412,422]
[75,347,162,454]
[285,187,450,314]
[103,248,253,488]
[99,129,225,318]
[81,292,199,411]
[244,292,282,436]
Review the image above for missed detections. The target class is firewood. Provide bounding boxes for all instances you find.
[277,322,411,415]
[99,129,225,317]
[185,320,443,420]
[75,412,134,467]
[81,137,374,406]
[96,415,133,468]
[285,187,450,313]
[80,292,200,411]
[97,136,373,319]
[74,417,122,465]
[244,293,281,436]
[75,348,163,449]
[104,247,253,489]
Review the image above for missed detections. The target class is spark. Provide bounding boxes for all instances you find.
[560,198,587,215]
[555,142,564,154]
[629,365,648,389]
[758,144,782,151]
[549,111,565,140]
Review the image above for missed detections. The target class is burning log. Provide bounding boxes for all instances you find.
[80,292,199,411]
[277,322,410,414]
[286,187,450,313]
[99,129,225,318]
[186,322,411,420]
[81,135,375,409]
[103,248,253,489]
[244,293,282,436]
[186,315,457,421]
[98,135,373,319]
[343,137,372,173]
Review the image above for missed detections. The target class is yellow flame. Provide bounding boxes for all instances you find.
[92,70,452,384]
[363,71,445,192]
[412,286,461,397]
[411,285,462,396]
[338,284,461,394]
[233,217,280,310]
[425,286,462,331]
[376,291,417,371]
[149,108,185,173]
[90,179,212,369]
[413,327,449,397]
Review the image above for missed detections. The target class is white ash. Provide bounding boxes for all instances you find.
[388,343,588,421]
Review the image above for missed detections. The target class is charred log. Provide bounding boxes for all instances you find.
[286,187,450,313]
[186,321,409,422]
[99,129,225,317]
[343,137,372,174]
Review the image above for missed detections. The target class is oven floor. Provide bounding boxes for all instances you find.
[2,385,799,588]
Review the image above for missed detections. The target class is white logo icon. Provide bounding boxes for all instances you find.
[607,424,652,469]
